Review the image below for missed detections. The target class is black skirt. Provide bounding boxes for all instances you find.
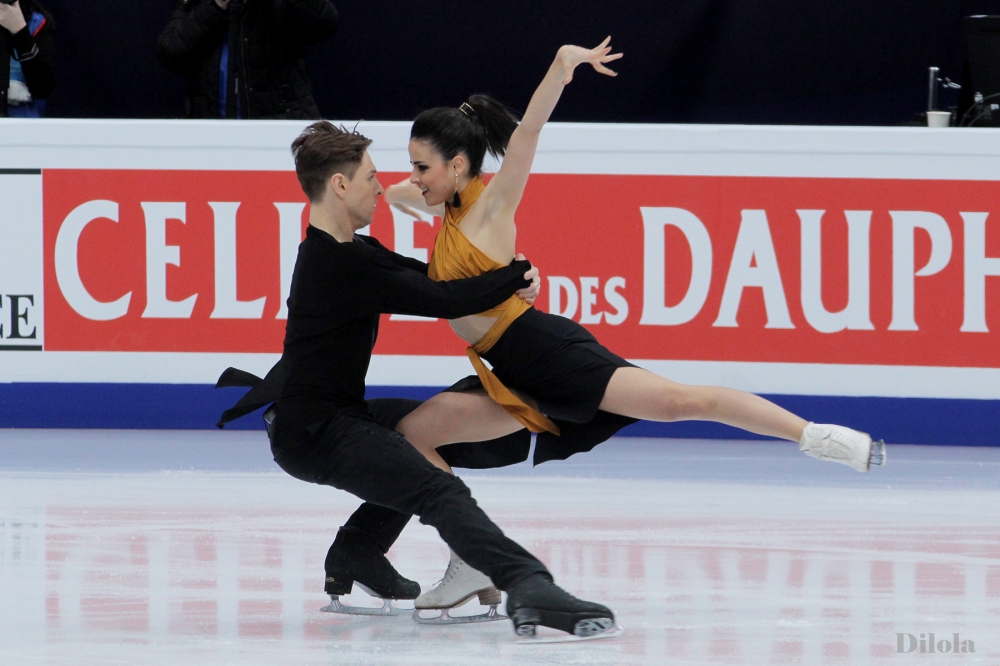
[454,308,638,465]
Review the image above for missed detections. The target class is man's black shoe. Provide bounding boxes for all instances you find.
[505,573,615,637]
[323,526,420,600]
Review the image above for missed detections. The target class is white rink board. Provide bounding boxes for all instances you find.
[1,120,1000,396]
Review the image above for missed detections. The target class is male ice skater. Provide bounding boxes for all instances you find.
[266,120,616,638]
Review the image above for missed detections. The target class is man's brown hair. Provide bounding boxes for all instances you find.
[291,121,373,203]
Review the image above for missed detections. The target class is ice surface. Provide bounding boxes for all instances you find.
[2,430,999,665]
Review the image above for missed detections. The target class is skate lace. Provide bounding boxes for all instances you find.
[826,428,863,458]
[430,555,464,590]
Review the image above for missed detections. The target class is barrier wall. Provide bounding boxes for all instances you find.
[1,119,999,445]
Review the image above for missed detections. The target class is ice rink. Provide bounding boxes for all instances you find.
[2,430,999,665]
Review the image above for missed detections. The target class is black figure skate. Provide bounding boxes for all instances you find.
[320,527,420,616]
[506,573,622,643]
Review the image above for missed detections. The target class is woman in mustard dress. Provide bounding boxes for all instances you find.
[388,38,883,474]
[387,39,885,620]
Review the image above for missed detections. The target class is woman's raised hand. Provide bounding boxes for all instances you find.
[488,36,621,216]
[556,37,623,85]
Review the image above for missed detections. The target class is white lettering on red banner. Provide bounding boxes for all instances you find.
[42,170,1000,369]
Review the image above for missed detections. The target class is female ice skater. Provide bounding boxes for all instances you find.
[386,38,886,622]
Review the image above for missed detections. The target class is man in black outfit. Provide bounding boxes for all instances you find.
[271,120,615,637]
[157,0,337,119]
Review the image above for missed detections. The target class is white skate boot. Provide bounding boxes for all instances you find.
[412,550,506,625]
[799,422,886,472]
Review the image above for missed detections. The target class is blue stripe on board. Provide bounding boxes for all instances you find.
[0,383,997,446]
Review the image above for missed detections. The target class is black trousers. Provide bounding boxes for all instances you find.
[271,412,548,591]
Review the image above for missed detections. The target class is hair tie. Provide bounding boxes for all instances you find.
[459,102,477,119]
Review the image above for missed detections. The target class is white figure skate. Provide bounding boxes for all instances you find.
[799,422,887,472]
[412,550,506,625]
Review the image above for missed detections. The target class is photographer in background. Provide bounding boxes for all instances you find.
[157,0,338,119]
[0,0,55,117]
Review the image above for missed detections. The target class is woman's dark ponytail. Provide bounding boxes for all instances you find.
[466,94,519,165]
[410,94,521,177]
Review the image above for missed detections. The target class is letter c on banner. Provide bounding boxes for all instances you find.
[54,199,132,321]
[639,207,712,325]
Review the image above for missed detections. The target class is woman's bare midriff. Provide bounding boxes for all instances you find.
[450,313,541,410]
[448,314,499,346]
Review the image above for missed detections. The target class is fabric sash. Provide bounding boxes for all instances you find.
[428,176,559,435]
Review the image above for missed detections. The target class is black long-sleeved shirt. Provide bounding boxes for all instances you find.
[274,225,531,445]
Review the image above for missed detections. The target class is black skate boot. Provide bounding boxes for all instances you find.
[320,527,420,616]
[505,573,618,640]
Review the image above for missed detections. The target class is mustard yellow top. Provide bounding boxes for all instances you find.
[428,176,559,435]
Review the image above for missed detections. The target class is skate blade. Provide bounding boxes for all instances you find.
[413,604,507,625]
[320,595,408,616]
[869,439,887,467]
[516,624,624,645]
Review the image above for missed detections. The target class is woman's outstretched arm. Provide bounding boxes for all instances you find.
[486,38,622,219]
[385,177,446,218]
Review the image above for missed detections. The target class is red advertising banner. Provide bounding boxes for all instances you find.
[43,169,1000,367]
[43,170,303,353]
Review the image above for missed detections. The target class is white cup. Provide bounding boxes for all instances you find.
[927,111,951,128]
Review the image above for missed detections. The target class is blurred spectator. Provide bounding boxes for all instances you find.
[0,0,55,118]
[157,0,338,119]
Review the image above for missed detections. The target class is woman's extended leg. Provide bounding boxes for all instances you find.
[396,389,522,472]
[599,367,807,441]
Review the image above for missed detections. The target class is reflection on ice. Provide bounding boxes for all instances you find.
[1,432,999,665]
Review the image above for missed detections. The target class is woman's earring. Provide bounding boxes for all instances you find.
[452,172,461,208]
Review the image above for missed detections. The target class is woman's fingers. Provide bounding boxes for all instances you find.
[592,59,621,76]
[591,49,622,64]
[591,48,622,76]
[591,37,612,56]
[593,61,620,76]
[587,38,621,68]
[558,38,621,84]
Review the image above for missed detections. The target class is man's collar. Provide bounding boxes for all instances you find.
[308,222,355,244]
